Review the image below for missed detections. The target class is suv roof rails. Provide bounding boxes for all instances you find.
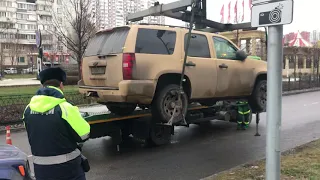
[137,23,189,30]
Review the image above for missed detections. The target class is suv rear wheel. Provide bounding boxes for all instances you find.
[249,80,267,112]
[152,84,188,123]
[106,103,137,116]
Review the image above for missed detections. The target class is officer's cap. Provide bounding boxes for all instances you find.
[39,67,66,84]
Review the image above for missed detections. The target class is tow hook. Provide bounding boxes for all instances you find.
[86,91,99,97]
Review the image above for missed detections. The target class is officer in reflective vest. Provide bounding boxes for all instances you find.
[22,67,90,180]
[236,101,251,130]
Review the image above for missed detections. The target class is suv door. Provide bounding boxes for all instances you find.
[183,32,218,99]
[212,36,254,97]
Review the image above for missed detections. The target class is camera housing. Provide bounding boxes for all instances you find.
[259,7,282,25]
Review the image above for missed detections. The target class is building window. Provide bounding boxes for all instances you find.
[0,12,6,17]
[41,15,52,21]
[18,57,25,63]
[0,22,14,29]
[6,1,12,7]
[58,46,63,51]
[306,56,312,68]
[289,55,295,69]
[18,3,27,9]
[298,55,304,69]
[57,8,62,14]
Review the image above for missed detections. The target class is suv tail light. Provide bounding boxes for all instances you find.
[122,53,135,80]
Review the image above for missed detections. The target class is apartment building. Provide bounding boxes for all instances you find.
[0,0,68,69]
[91,0,165,30]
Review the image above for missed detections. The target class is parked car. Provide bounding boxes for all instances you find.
[4,68,17,74]
[0,145,33,180]
[22,67,37,74]
[78,24,267,123]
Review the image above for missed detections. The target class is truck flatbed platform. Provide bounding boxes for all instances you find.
[80,102,250,146]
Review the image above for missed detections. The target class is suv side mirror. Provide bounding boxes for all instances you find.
[236,50,247,61]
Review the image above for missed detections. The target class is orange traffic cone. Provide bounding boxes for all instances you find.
[6,126,12,145]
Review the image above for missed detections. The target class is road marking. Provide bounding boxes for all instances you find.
[311,102,319,105]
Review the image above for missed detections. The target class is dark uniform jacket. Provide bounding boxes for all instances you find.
[22,86,90,180]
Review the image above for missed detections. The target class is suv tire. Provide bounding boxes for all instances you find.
[152,84,188,123]
[249,80,267,112]
[106,103,137,116]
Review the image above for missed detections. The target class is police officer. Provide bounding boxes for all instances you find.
[236,101,251,130]
[22,67,90,180]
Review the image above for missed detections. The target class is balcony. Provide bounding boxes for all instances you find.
[36,10,51,16]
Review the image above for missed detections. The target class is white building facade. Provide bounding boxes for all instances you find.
[91,0,165,30]
[0,0,68,68]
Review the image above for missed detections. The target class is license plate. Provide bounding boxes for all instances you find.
[90,66,106,75]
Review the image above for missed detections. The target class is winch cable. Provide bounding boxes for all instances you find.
[166,0,197,126]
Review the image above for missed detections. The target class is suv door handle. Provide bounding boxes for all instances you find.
[185,61,196,67]
[219,64,228,69]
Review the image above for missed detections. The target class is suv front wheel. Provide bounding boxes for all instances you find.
[152,84,188,124]
[249,80,267,112]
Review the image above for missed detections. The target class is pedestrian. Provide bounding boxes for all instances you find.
[236,101,251,130]
[22,67,91,180]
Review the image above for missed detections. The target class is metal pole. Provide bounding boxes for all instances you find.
[266,25,283,180]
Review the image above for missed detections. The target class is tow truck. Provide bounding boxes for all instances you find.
[79,0,263,148]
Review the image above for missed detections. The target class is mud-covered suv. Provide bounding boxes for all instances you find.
[79,24,267,123]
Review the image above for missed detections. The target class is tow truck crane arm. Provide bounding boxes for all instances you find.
[126,0,257,32]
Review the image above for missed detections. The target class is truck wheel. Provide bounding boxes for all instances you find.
[249,80,267,112]
[152,84,188,123]
[106,103,137,116]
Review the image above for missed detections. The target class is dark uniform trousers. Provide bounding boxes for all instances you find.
[34,156,85,180]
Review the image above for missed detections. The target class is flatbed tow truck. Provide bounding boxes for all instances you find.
[79,0,263,148]
[80,101,260,148]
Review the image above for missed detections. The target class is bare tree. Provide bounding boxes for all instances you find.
[27,45,37,73]
[6,32,22,66]
[0,22,11,74]
[45,0,98,79]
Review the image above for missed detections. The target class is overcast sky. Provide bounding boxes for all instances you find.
[158,0,318,34]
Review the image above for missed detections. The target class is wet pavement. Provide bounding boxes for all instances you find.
[1,91,320,180]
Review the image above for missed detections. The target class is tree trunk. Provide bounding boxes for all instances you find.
[77,56,81,80]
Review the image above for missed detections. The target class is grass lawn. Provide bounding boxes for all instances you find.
[4,74,36,79]
[0,85,79,96]
[204,139,320,180]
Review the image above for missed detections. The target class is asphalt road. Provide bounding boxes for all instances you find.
[2,91,320,180]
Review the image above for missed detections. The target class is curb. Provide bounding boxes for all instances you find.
[1,88,320,134]
[282,87,320,96]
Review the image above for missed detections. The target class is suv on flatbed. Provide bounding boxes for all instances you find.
[79,24,267,123]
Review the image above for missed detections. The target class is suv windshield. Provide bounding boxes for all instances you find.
[84,27,130,57]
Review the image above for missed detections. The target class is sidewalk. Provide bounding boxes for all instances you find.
[0,78,40,87]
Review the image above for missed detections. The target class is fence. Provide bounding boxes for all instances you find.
[1,78,320,125]
[0,92,95,125]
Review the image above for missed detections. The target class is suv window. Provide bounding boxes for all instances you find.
[135,28,176,55]
[84,27,130,57]
[213,36,238,60]
[184,33,210,58]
